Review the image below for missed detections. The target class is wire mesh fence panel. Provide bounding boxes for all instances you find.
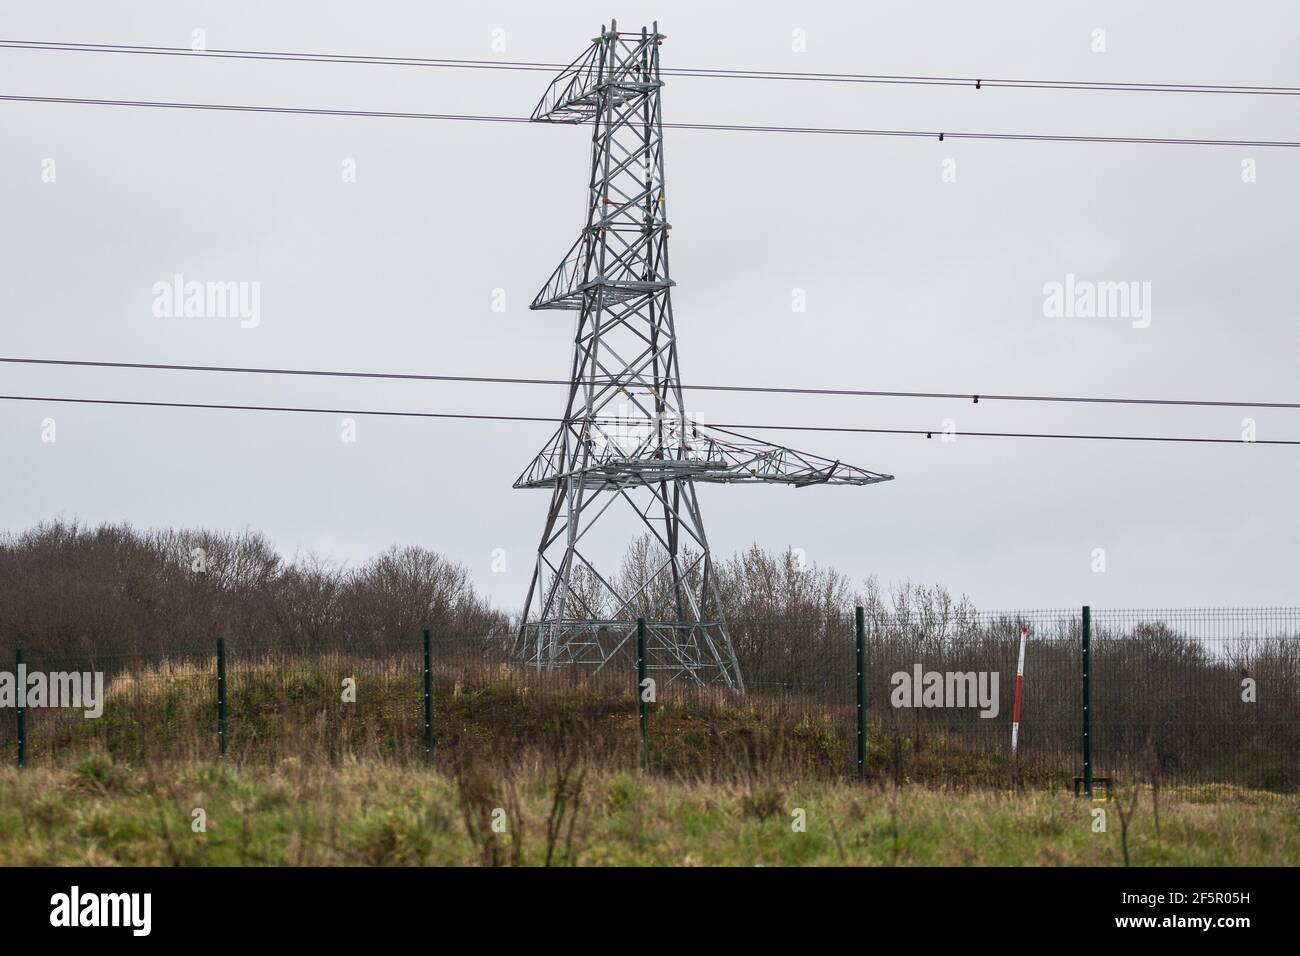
[16,644,215,765]
[863,608,1080,788]
[647,614,857,780]
[429,631,638,773]
[1090,608,1300,790]
[224,639,423,763]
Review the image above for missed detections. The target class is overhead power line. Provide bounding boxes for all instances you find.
[1,93,1295,148]
[1,394,1292,446]
[3,356,1297,410]
[3,38,1298,96]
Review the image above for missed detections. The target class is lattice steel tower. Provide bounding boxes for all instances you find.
[517,21,893,688]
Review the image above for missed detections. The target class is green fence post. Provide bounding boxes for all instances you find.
[423,629,435,766]
[855,607,866,779]
[216,637,227,760]
[637,618,648,772]
[15,648,25,769]
[1081,606,1092,797]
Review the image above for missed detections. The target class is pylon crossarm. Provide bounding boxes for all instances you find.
[531,30,665,124]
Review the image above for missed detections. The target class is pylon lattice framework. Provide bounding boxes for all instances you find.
[517,20,893,689]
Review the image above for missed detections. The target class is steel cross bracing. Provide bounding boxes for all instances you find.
[516,21,893,689]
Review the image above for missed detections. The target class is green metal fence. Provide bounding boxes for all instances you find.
[2,606,1296,791]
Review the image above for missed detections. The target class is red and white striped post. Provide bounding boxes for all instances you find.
[1011,623,1028,755]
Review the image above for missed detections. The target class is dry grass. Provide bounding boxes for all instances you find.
[9,652,1085,789]
[0,757,1293,866]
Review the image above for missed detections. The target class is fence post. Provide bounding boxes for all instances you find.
[216,637,227,760]
[855,606,866,779]
[636,619,649,772]
[1081,606,1092,797]
[15,647,25,769]
[423,628,435,766]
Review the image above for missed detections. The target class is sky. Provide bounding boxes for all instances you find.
[1,1,1297,613]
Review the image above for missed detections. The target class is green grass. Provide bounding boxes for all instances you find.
[0,757,1293,866]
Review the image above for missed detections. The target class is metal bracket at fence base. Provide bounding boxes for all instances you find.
[1074,776,1113,800]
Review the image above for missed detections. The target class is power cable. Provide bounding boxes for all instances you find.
[1,393,1291,446]
[3,356,1296,410]
[3,39,1297,96]
[1,94,1295,148]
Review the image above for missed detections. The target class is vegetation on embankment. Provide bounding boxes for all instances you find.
[11,653,1075,789]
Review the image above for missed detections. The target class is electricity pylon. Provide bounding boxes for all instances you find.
[517,21,893,689]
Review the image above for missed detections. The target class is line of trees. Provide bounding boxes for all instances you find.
[1,522,972,661]
[0,521,508,659]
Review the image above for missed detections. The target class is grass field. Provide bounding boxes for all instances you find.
[4,646,1294,866]
[0,757,1294,866]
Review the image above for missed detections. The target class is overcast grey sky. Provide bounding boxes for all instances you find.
[2,1,1297,611]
